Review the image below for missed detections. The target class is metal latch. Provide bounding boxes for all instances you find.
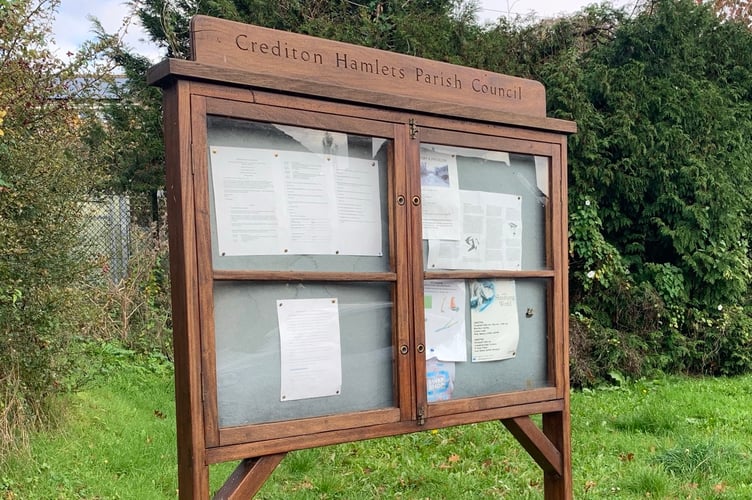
[417,407,426,426]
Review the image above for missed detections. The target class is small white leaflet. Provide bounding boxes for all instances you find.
[420,148,461,240]
[423,280,467,362]
[277,298,342,401]
[426,358,455,403]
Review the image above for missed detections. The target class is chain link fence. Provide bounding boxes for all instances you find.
[79,191,166,282]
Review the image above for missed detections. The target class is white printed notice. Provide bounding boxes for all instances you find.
[469,280,519,362]
[210,146,382,256]
[426,190,522,270]
[277,298,342,401]
[420,149,461,240]
[423,280,467,362]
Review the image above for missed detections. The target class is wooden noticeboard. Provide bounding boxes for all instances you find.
[149,15,576,499]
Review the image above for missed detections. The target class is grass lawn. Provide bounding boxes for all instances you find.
[3,349,752,498]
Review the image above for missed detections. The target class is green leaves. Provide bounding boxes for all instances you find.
[562,0,752,379]
[1,0,120,456]
[122,0,752,381]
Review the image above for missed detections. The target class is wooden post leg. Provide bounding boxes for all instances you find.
[542,411,572,500]
[214,453,287,500]
[502,412,572,500]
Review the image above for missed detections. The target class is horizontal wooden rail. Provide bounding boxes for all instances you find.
[424,270,554,280]
[213,270,398,282]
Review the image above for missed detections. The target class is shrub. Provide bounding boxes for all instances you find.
[561,0,752,382]
[0,0,117,458]
[85,223,172,357]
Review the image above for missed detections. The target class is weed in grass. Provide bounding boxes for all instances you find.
[622,465,671,496]
[311,471,342,497]
[655,441,724,480]
[284,449,318,475]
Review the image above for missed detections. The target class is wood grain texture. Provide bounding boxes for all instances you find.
[212,270,397,282]
[393,125,416,421]
[147,58,577,134]
[502,416,562,476]
[190,16,546,117]
[163,81,209,498]
[219,408,401,446]
[206,399,564,464]
[213,454,285,500]
[189,93,221,448]
[543,411,573,499]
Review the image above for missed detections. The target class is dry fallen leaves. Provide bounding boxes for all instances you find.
[437,453,461,469]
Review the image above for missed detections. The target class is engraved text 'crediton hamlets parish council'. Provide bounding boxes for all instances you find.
[234,34,523,101]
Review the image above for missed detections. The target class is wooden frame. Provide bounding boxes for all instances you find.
[150,15,575,499]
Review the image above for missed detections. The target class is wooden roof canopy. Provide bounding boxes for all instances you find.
[148,15,576,134]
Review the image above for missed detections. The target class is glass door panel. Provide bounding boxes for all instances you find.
[417,140,555,406]
[423,278,550,402]
[204,114,400,429]
[207,116,393,273]
[419,144,549,272]
[214,281,395,427]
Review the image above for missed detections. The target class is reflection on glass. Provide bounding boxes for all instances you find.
[424,278,550,402]
[420,144,549,271]
[215,281,395,427]
[207,116,392,272]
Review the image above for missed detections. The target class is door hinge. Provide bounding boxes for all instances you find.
[409,118,419,140]
[417,407,426,426]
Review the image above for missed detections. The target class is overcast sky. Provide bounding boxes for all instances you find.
[51,0,636,63]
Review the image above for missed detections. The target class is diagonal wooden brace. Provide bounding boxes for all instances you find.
[214,453,287,500]
[501,416,562,477]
